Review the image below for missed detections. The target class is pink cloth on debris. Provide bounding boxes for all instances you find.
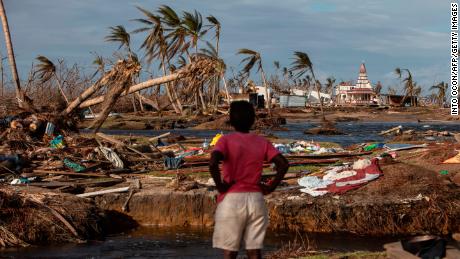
[318,158,382,194]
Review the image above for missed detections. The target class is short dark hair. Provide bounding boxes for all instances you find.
[229,101,255,132]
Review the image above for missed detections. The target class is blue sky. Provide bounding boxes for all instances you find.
[1,0,449,95]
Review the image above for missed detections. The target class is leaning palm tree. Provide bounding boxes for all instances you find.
[35,55,69,104]
[105,25,133,55]
[395,67,415,107]
[133,6,182,114]
[158,5,189,59]
[206,15,221,54]
[105,25,141,112]
[91,54,105,79]
[430,81,448,107]
[0,0,32,109]
[237,48,271,116]
[290,51,325,121]
[182,10,204,54]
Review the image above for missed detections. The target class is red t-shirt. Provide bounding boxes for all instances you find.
[213,132,280,202]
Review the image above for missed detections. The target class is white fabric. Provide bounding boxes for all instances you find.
[298,176,332,196]
[352,159,372,170]
[335,173,380,187]
[323,169,357,181]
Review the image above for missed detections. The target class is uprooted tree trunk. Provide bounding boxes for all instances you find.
[76,73,182,110]
[89,59,140,132]
[75,56,219,111]
[63,66,181,115]
[62,55,221,133]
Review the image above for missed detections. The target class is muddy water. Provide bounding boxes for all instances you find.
[1,226,398,258]
[96,121,460,146]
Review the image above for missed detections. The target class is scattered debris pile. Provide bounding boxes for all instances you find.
[0,186,105,247]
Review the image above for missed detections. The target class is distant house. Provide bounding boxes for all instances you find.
[308,91,332,104]
[380,94,418,107]
[336,63,376,105]
[279,89,331,108]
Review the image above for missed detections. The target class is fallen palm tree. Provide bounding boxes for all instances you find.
[63,55,221,129]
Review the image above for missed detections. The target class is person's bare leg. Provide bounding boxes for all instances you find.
[223,250,238,259]
[246,249,262,259]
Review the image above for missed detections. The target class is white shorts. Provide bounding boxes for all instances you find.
[212,192,269,251]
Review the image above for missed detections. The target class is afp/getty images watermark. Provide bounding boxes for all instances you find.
[452,2,459,115]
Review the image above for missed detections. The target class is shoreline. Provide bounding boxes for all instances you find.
[78,107,459,131]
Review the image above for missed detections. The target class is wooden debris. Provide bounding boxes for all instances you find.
[96,132,151,159]
[148,132,171,142]
[76,186,130,198]
[33,169,104,178]
[379,125,402,135]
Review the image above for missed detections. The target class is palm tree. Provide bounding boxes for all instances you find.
[388,87,397,95]
[206,15,222,106]
[105,25,133,55]
[413,84,422,102]
[237,48,271,116]
[325,77,336,95]
[35,55,69,104]
[182,10,204,54]
[201,41,229,106]
[290,51,325,121]
[182,10,208,111]
[206,15,221,55]
[133,6,182,114]
[374,81,383,95]
[430,81,448,107]
[395,68,415,107]
[105,25,141,112]
[0,0,30,109]
[91,54,105,79]
[158,5,188,60]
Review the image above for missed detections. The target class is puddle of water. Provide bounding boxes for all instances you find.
[1,226,399,259]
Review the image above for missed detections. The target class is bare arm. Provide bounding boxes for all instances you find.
[209,151,233,193]
[260,154,289,194]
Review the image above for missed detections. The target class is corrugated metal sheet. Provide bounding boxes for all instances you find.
[279,95,308,108]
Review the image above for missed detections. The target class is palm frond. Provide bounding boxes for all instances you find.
[394,68,402,78]
[206,15,220,27]
[158,5,181,28]
[35,55,55,82]
[237,48,258,56]
[200,41,218,58]
[290,51,313,78]
[105,25,131,50]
